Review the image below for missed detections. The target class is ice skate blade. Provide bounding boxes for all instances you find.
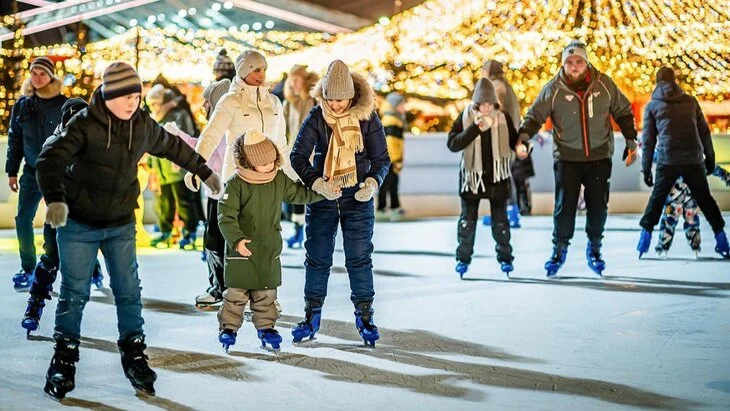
[43,382,68,402]
[132,384,155,397]
[292,336,317,345]
[260,345,281,355]
[195,303,221,311]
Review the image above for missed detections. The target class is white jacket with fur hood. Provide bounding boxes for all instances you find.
[195,77,298,192]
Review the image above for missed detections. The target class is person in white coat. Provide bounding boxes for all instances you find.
[186,50,297,189]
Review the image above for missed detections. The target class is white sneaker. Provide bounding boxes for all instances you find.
[195,292,222,306]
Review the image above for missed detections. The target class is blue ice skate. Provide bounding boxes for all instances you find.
[286,224,304,249]
[481,215,492,226]
[21,295,45,336]
[586,242,605,276]
[500,261,514,277]
[178,231,197,250]
[715,231,730,259]
[507,204,521,229]
[545,246,568,278]
[637,229,652,259]
[219,329,237,352]
[292,305,321,343]
[354,302,380,347]
[455,261,469,279]
[257,329,283,352]
[12,270,34,290]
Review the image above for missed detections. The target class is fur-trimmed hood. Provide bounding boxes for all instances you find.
[284,70,319,103]
[21,77,62,99]
[311,71,375,121]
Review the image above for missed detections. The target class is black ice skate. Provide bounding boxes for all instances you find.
[44,338,79,401]
[118,336,157,396]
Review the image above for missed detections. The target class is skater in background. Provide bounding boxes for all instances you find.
[35,62,220,399]
[447,78,529,278]
[377,92,407,221]
[518,40,639,277]
[213,49,236,82]
[145,85,201,249]
[163,78,231,308]
[289,60,390,347]
[282,64,318,248]
[638,67,729,259]
[216,130,324,352]
[654,177,701,257]
[5,56,67,289]
[713,165,730,186]
[20,98,105,336]
[481,59,529,225]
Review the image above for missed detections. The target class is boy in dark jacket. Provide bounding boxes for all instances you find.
[448,78,529,278]
[217,129,323,353]
[377,92,406,221]
[637,67,729,259]
[290,60,390,347]
[6,56,67,289]
[35,62,220,399]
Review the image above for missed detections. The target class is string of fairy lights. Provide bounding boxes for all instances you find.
[2,0,730,133]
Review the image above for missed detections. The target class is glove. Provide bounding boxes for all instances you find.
[46,202,69,228]
[518,132,531,144]
[163,122,181,136]
[705,159,715,176]
[203,173,222,196]
[184,172,201,192]
[354,177,378,202]
[643,170,654,187]
[312,178,342,201]
[623,139,638,167]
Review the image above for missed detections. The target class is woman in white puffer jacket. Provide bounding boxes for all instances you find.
[189,50,298,188]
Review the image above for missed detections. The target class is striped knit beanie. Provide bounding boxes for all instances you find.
[242,129,277,166]
[322,60,354,100]
[101,61,142,100]
[202,78,230,109]
[213,49,235,72]
[30,56,56,79]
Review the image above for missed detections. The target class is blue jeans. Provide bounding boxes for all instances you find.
[54,219,143,343]
[16,166,43,273]
[304,188,375,305]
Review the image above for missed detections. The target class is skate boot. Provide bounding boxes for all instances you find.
[637,229,652,259]
[455,261,469,279]
[354,302,380,347]
[257,329,282,353]
[292,301,322,343]
[654,245,670,259]
[507,204,521,229]
[44,338,79,401]
[286,223,304,249]
[545,246,568,278]
[195,292,222,309]
[178,230,197,250]
[118,336,157,396]
[150,232,172,249]
[12,270,34,289]
[586,242,605,276]
[481,215,492,226]
[21,295,46,336]
[500,261,514,277]
[715,231,730,259]
[219,329,237,352]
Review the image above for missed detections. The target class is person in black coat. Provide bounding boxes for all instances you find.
[637,67,729,259]
[447,78,529,278]
[5,57,67,289]
[35,62,221,399]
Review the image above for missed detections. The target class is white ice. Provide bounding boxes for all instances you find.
[1,215,729,410]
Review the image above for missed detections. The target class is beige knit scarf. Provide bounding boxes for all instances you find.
[460,106,511,194]
[321,102,364,189]
[236,168,277,184]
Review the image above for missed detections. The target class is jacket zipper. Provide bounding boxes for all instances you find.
[256,88,265,132]
[578,95,590,158]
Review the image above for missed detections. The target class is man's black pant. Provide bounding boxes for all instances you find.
[377,166,400,211]
[203,198,226,298]
[640,164,725,234]
[553,159,612,248]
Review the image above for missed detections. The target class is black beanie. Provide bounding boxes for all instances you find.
[656,67,676,83]
[61,98,89,127]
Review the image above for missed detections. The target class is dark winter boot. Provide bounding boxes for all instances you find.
[286,223,304,249]
[354,301,380,347]
[292,301,322,343]
[637,229,652,258]
[257,328,283,352]
[44,338,79,401]
[586,241,605,276]
[118,336,157,396]
[22,294,46,336]
[715,231,730,259]
[545,245,568,278]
